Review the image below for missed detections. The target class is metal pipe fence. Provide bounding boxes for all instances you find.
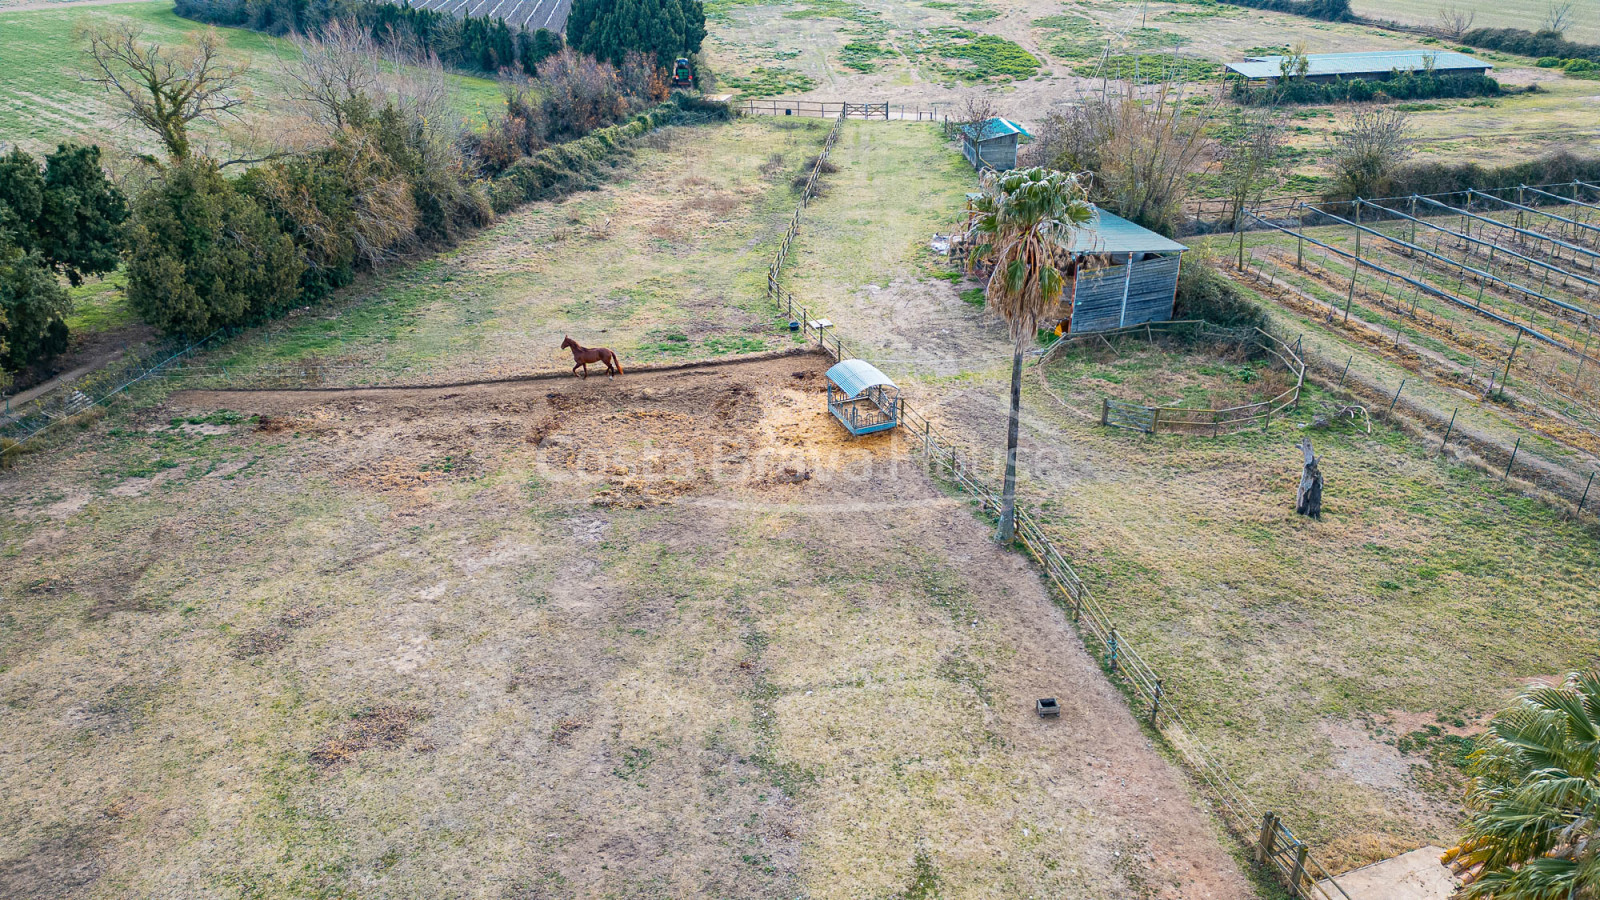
[1045,321,1306,435]
[763,108,1352,900]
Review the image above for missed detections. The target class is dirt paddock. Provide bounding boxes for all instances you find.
[3,353,1250,899]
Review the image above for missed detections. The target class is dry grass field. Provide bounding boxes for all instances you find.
[0,120,1257,900]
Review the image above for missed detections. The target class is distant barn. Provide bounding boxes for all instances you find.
[959,118,1030,172]
[1059,211,1188,334]
[390,0,571,34]
[1225,49,1491,84]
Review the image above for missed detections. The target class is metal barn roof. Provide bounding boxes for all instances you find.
[825,360,897,398]
[959,118,1033,142]
[1225,49,1490,80]
[1066,209,1188,255]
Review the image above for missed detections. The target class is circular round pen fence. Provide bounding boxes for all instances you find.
[1040,320,1307,436]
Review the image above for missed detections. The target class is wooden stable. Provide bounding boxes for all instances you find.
[825,359,900,435]
[949,207,1187,334]
[959,118,1030,172]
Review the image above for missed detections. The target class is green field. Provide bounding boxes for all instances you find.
[0,1,502,156]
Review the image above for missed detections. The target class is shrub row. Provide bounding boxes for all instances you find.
[1320,150,1600,201]
[1536,57,1600,78]
[1232,71,1502,105]
[1461,27,1600,64]
[489,93,729,212]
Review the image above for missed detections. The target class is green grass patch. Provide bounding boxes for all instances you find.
[839,40,897,72]
[722,67,819,97]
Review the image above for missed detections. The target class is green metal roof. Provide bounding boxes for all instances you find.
[826,359,897,399]
[1066,209,1187,255]
[959,118,1032,142]
[1226,49,1490,80]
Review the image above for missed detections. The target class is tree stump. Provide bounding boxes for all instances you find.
[1296,437,1323,519]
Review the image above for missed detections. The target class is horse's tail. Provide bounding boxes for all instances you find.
[613,352,623,375]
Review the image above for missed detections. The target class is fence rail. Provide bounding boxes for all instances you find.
[762,104,1350,900]
[1060,321,1307,435]
[738,98,943,121]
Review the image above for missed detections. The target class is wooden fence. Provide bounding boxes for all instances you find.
[1063,321,1307,435]
[738,99,943,121]
[763,107,1351,900]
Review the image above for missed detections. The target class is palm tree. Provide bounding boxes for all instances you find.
[965,167,1095,543]
[1443,671,1600,899]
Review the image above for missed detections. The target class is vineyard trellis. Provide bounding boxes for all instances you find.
[1234,191,1600,513]
[766,112,1352,899]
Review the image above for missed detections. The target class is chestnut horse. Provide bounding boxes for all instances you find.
[561,336,623,379]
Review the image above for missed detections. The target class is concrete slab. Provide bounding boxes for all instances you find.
[1318,846,1460,900]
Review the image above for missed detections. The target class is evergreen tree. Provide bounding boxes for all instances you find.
[518,28,565,76]
[125,160,304,335]
[567,0,704,68]
[0,235,70,374]
[0,145,126,286]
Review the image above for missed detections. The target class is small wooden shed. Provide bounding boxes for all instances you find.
[825,359,900,436]
[1058,210,1188,334]
[959,118,1030,172]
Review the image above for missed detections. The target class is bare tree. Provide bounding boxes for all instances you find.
[280,19,382,133]
[1218,107,1288,229]
[1329,107,1414,200]
[1029,83,1214,235]
[80,22,248,162]
[1542,1,1573,34]
[1437,5,1476,39]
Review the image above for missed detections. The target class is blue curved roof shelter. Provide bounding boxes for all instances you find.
[825,360,900,435]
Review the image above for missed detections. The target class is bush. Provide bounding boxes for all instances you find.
[0,237,71,374]
[125,160,304,336]
[1175,252,1269,330]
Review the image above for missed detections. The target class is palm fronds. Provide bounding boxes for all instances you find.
[964,166,1095,344]
[1445,671,1600,900]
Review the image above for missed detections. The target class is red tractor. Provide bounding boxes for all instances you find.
[671,57,694,90]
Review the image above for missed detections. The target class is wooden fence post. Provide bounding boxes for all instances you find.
[1101,398,1109,426]
[1291,844,1309,896]
[1149,678,1163,727]
[1256,813,1278,865]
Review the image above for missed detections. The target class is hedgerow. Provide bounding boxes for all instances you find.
[1231,71,1502,105]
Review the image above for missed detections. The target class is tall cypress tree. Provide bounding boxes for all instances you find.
[567,0,704,67]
